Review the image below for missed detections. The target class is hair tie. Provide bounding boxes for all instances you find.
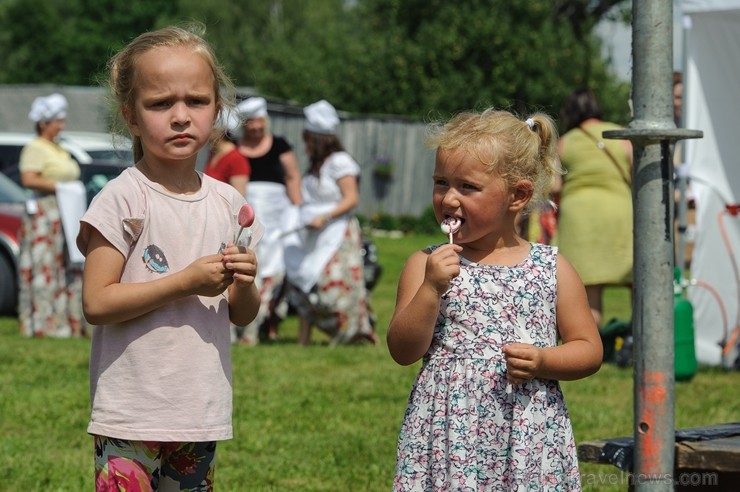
[525,118,535,130]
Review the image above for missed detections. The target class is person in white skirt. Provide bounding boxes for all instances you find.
[284,100,377,346]
[236,96,302,343]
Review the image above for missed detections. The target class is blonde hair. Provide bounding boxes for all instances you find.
[106,23,236,161]
[426,108,562,214]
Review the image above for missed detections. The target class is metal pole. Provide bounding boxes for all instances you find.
[603,1,701,490]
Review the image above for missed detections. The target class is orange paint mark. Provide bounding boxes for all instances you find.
[637,371,670,473]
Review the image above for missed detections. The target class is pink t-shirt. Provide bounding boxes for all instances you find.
[77,167,245,442]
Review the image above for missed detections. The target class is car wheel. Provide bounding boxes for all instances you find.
[0,253,17,315]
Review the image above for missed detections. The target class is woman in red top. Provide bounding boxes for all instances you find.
[205,108,250,196]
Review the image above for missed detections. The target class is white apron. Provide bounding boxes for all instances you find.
[283,203,349,293]
[247,181,292,278]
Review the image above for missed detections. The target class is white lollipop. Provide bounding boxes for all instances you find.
[440,217,462,244]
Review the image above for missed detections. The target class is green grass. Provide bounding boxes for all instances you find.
[0,233,738,491]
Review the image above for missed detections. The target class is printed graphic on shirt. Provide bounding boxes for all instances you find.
[143,244,169,273]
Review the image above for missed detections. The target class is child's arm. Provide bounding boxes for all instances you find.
[387,244,462,365]
[221,243,261,326]
[82,229,238,326]
[504,254,603,382]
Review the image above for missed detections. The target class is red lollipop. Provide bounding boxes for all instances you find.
[238,203,255,227]
[234,203,255,244]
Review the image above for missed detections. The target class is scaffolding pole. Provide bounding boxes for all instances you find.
[603,1,702,490]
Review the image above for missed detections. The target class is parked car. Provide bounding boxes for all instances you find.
[2,160,130,206]
[57,131,134,164]
[0,173,26,314]
[0,131,135,314]
[0,131,133,175]
[0,130,133,204]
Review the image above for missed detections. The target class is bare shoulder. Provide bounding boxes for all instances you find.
[396,248,433,285]
[555,252,579,280]
[393,248,433,307]
[555,252,588,298]
[402,248,431,273]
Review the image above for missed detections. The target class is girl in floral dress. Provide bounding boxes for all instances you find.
[387,109,603,491]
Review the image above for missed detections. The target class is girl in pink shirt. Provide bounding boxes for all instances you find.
[77,24,261,491]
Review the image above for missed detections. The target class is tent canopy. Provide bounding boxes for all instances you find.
[681,0,740,367]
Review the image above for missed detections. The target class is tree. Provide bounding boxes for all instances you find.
[341,0,631,122]
[0,0,177,84]
[178,0,632,123]
[174,0,363,102]
[0,0,632,124]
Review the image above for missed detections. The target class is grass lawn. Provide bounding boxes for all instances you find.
[0,233,738,491]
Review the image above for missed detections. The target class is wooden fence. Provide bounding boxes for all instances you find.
[267,103,434,218]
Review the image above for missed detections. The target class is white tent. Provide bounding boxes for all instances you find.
[682,0,740,367]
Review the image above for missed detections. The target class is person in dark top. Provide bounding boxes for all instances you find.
[235,97,302,343]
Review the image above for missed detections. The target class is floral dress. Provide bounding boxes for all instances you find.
[18,137,85,338]
[18,194,86,337]
[393,243,580,491]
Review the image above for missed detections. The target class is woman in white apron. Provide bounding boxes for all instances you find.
[236,97,302,343]
[284,100,376,346]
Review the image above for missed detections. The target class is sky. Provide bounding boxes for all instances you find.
[597,0,686,81]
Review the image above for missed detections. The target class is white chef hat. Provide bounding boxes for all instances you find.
[236,97,268,120]
[303,99,339,135]
[28,93,68,122]
[216,107,243,135]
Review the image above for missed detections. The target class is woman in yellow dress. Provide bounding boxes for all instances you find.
[555,89,633,327]
[18,93,86,337]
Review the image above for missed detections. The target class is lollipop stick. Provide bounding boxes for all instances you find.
[449,232,454,244]
[234,226,253,247]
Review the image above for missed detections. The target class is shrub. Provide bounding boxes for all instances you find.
[359,206,440,235]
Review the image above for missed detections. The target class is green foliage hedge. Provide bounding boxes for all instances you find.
[358,205,440,235]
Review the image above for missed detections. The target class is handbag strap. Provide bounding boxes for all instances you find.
[578,126,631,187]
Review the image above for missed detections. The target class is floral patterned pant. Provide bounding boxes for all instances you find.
[94,436,216,492]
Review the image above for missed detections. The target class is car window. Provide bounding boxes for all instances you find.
[0,132,132,205]
[86,149,134,163]
[0,145,23,174]
[0,160,129,206]
[80,163,130,205]
[0,172,27,203]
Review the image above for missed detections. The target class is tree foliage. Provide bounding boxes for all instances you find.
[0,0,177,85]
[176,0,632,124]
[0,0,632,124]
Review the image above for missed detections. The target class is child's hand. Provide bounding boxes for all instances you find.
[503,343,543,384]
[183,254,237,297]
[221,243,258,287]
[424,244,462,295]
